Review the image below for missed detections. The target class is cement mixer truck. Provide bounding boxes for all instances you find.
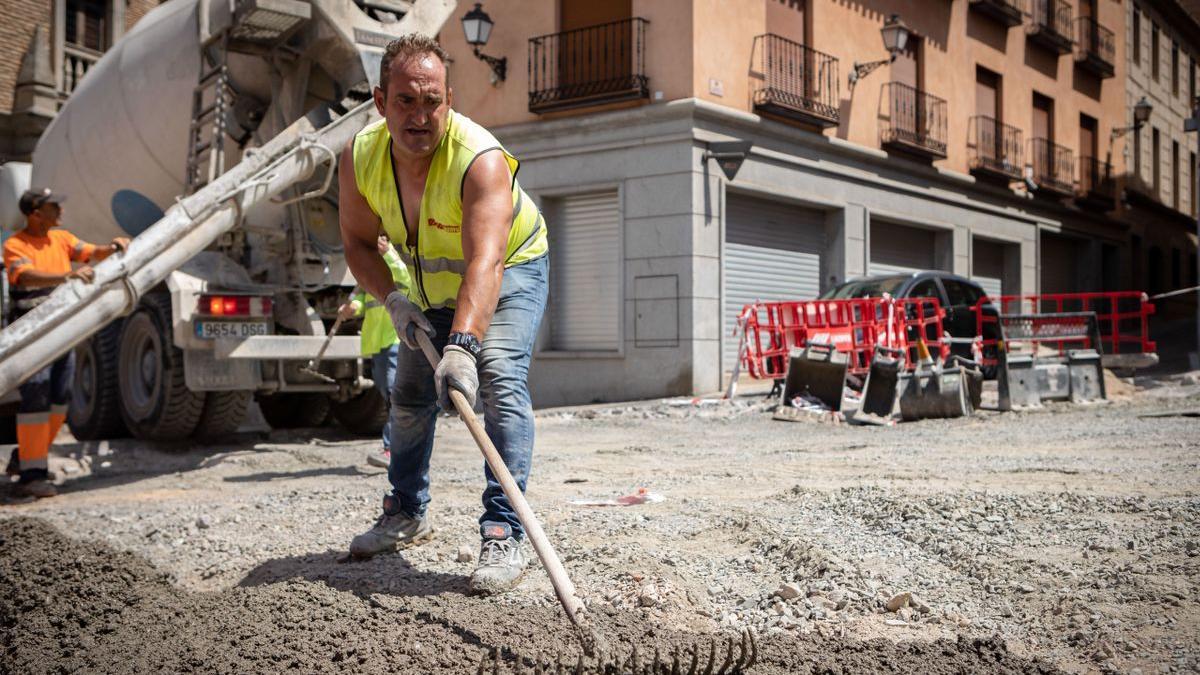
[0,0,457,440]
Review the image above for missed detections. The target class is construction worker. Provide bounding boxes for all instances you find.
[3,188,128,498]
[338,234,411,469]
[338,34,548,595]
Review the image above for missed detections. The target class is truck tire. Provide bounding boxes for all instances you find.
[331,388,389,436]
[194,390,251,440]
[256,392,331,429]
[117,295,204,441]
[68,320,129,440]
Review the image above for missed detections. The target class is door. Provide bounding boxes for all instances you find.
[548,191,621,351]
[559,0,632,93]
[869,222,937,276]
[975,68,1001,163]
[1079,114,1098,188]
[723,195,826,372]
[972,239,1007,299]
[1040,232,1082,294]
[890,36,922,139]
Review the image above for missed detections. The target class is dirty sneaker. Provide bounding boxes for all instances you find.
[348,495,433,559]
[468,525,527,595]
[365,448,390,469]
[14,479,57,499]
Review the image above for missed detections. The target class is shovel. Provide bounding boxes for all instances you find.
[299,315,346,383]
[413,331,758,672]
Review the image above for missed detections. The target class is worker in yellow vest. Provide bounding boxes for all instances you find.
[338,234,412,469]
[338,34,548,595]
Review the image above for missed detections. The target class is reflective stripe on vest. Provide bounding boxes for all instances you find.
[352,110,549,310]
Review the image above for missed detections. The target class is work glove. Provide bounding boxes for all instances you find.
[384,290,433,350]
[435,345,478,413]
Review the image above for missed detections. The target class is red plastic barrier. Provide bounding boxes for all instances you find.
[737,297,947,379]
[972,291,1156,366]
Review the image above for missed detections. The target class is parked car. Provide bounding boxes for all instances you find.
[820,271,1002,371]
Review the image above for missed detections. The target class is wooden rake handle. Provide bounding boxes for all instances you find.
[414,330,587,625]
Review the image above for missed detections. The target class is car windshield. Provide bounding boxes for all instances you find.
[822,277,909,299]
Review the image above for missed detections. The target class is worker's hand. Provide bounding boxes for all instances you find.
[66,265,95,283]
[337,300,361,321]
[110,237,131,253]
[384,290,433,350]
[435,345,478,412]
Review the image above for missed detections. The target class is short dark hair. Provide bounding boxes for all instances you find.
[379,33,450,92]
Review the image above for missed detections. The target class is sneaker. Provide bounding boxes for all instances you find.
[366,449,390,469]
[468,526,528,595]
[14,479,57,499]
[348,495,433,559]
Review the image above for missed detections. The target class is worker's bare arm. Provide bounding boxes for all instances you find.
[90,237,131,262]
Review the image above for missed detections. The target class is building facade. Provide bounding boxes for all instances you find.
[436,0,1199,405]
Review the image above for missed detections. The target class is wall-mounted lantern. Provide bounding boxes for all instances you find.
[848,14,911,88]
[462,3,506,83]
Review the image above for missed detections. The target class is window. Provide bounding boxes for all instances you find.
[1172,42,1179,95]
[65,0,108,52]
[1132,10,1141,65]
[1172,140,1180,210]
[943,279,984,308]
[545,191,621,352]
[1152,24,1160,81]
[1153,127,1161,196]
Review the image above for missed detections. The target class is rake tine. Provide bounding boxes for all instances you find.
[671,647,681,675]
[493,648,502,675]
[534,661,544,675]
[514,656,524,675]
[652,648,661,674]
[746,630,758,669]
[630,645,640,675]
[574,653,584,675]
[477,650,488,675]
[716,636,734,675]
[686,644,699,675]
[701,640,717,675]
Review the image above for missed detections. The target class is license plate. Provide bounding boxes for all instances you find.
[194,321,271,339]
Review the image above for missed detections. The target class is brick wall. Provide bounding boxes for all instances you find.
[0,0,53,115]
[125,0,160,32]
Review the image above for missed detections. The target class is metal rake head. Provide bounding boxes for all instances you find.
[476,629,758,675]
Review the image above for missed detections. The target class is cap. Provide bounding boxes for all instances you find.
[19,188,67,215]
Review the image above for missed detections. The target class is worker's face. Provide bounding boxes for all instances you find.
[374,54,452,162]
[30,203,62,229]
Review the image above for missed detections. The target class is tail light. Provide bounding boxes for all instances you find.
[198,294,273,317]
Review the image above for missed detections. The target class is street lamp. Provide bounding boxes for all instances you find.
[1110,96,1153,139]
[461,3,506,83]
[848,14,911,88]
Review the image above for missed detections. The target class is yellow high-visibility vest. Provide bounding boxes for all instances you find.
[352,110,548,310]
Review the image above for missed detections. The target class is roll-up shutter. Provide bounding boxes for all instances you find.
[973,239,1007,299]
[723,195,825,371]
[1040,233,1082,294]
[549,191,621,351]
[870,221,936,276]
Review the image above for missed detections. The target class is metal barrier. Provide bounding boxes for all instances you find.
[973,291,1157,367]
[739,296,948,380]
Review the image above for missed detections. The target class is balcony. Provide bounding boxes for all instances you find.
[528,17,649,114]
[968,116,1024,180]
[968,0,1026,27]
[1027,0,1074,54]
[751,34,839,128]
[1074,17,1115,78]
[879,82,948,160]
[1029,138,1075,196]
[1077,156,1116,209]
[60,43,101,100]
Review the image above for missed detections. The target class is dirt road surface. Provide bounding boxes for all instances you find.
[1,376,1197,673]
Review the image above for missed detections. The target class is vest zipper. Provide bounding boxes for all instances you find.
[389,139,433,309]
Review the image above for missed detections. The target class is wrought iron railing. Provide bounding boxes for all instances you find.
[1078,156,1115,199]
[880,82,948,157]
[1028,0,1074,50]
[751,34,839,126]
[528,17,649,113]
[60,43,101,98]
[1075,17,1115,71]
[969,0,1027,26]
[1029,138,1075,194]
[969,116,1023,177]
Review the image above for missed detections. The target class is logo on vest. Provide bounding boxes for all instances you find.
[427,217,461,234]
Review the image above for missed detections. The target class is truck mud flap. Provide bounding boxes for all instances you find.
[781,343,848,411]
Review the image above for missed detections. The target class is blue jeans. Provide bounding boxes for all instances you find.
[18,352,74,414]
[370,344,399,451]
[387,255,548,540]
